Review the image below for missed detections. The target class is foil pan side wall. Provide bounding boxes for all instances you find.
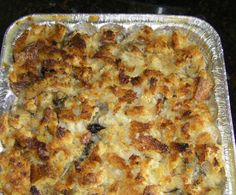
[0,14,235,194]
[213,35,236,194]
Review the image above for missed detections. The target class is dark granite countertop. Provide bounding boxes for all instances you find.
[0,0,235,127]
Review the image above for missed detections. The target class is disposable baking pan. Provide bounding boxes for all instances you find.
[0,14,235,194]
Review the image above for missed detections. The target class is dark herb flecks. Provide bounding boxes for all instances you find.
[87,123,105,133]
[30,186,41,195]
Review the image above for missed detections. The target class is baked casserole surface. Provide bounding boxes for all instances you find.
[0,23,225,195]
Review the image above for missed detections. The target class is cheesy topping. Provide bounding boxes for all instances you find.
[0,23,225,195]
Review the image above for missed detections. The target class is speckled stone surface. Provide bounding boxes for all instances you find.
[0,0,235,127]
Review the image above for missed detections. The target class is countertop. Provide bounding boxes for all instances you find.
[0,0,235,127]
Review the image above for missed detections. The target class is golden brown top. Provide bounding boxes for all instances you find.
[0,23,225,195]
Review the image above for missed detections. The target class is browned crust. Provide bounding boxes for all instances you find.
[94,45,117,64]
[130,120,152,135]
[0,150,31,194]
[0,23,224,194]
[118,71,130,84]
[131,76,143,86]
[56,127,70,139]
[101,30,116,44]
[143,185,159,195]
[30,163,51,183]
[129,154,141,165]
[106,153,128,170]
[170,142,189,152]
[20,137,49,160]
[0,113,8,135]
[130,120,168,153]
[80,132,92,144]
[194,77,214,101]
[156,99,164,114]
[68,33,87,49]
[125,106,145,116]
[136,134,169,153]
[80,102,94,120]
[119,89,137,103]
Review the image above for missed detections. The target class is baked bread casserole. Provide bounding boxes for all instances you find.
[0,23,225,195]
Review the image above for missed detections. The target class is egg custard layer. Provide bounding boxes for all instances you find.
[0,24,225,195]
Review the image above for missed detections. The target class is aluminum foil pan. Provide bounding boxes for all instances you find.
[0,14,235,194]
